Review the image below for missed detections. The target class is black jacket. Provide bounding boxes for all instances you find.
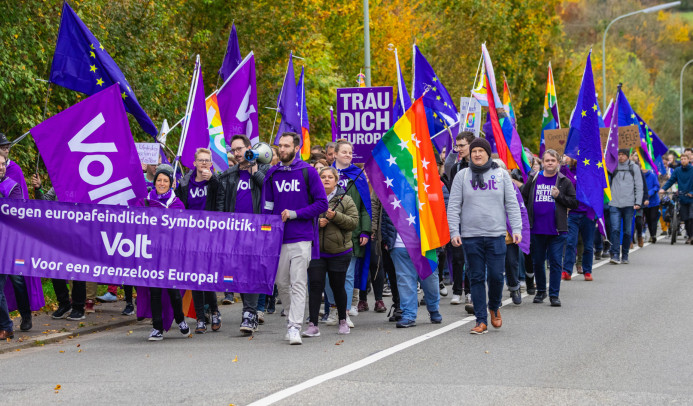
[213,164,269,214]
[521,171,578,234]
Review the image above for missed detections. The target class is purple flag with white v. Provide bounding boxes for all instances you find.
[218,23,242,83]
[217,53,259,146]
[180,61,209,169]
[30,84,147,205]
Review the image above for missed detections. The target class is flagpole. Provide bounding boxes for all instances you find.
[174,55,201,175]
[410,43,416,100]
[270,52,292,144]
[35,81,52,173]
[462,51,484,134]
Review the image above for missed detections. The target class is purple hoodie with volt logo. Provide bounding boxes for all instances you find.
[262,158,328,252]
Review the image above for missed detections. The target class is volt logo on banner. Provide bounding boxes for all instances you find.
[31,84,147,205]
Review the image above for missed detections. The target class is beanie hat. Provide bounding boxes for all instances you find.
[154,164,174,187]
[469,137,492,158]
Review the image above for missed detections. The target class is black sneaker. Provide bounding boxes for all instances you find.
[594,251,602,260]
[396,319,416,328]
[387,306,403,322]
[533,292,548,303]
[179,321,190,335]
[195,320,207,334]
[610,255,620,264]
[52,304,71,319]
[465,303,475,315]
[66,309,85,321]
[510,290,522,305]
[550,296,562,307]
[20,317,32,331]
[621,258,629,264]
[211,311,222,332]
[239,311,257,334]
[121,303,135,316]
[148,329,163,341]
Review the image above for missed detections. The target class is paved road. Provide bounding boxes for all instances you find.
[2,237,692,405]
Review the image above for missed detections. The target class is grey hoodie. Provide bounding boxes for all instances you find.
[608,160,643,208]
[447,166,522,239]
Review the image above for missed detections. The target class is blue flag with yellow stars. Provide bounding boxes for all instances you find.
[412,45,458,153]
[569,51,607,221]
[49,2,157,136]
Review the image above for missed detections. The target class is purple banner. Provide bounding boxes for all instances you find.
[0,199,283,294]
[337,86,393,163]
[30,84,147,205]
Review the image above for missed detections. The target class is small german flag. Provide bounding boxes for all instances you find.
[261,224,272,231]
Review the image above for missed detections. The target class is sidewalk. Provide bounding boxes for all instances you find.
[1,300,140,354]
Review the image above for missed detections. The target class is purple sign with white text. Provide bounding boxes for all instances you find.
[0,199,283,294]
[337,86,393,163]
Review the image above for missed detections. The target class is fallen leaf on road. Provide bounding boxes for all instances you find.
[335,340,344,346]
[15,349,20,351]
[248,336,253,341]
[485,351,489,354]
[59,350,64,353]
[232,356,238,362]
[78,349,82,353]
[43,324,50,326]
[76,344,81,347]
[68,336,73,339]
[54,385,61,390]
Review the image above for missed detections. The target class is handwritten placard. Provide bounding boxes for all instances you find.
[135,143,160,165]
[600,126,641,150]
[544,128,570,155]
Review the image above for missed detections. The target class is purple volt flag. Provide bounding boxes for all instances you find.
[218,23,242,83]
[180,60,209,169]
[217,52,259,146]
[273,52,301,144]
[0,199,284,294]
[336,86,393,163]
[30,84,147,205]
[49,2,157,136]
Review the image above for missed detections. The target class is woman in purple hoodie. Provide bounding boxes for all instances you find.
[137,164,189,341]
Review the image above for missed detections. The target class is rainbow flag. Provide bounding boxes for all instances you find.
[297,67,310,161]
[365,98,449,279]
[502,78,530,176]
[540,63,560,157]
[482,52,517,171]
[472,62,489,106]
[182,290,196,319]
[357,70,366,87]
[205,94,228,173]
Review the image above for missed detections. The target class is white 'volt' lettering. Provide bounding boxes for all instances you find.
[276,179,301,193]
[101,231,152,259]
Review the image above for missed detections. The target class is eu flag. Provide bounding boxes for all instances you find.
[570,51,607,221]
[412,45,458,153]
[49,2,157,136]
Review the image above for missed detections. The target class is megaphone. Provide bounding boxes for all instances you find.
[244,142,273,165]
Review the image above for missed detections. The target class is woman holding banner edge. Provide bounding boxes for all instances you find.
[135,164,190,341]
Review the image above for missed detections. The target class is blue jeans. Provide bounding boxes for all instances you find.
[462,236,506,325]
[390,248,439,322]
[564,212,596,274]
[0,275,12,331]
[531,234,566,297]
[609,206,634,260]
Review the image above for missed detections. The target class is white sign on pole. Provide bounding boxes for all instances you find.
[458,97,482,137]
[135,143,160,165]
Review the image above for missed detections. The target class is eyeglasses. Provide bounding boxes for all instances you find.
[0,145,10,151]
[196,159,212,164]
[453,143,469,151]
[230,147,246,154]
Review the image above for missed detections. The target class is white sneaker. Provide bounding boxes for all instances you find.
[349,306,359,316]
[465,294,472,304]
[346,314,354,328]
[288,327,302,345]
[520,281,527,293]
[439,283,449,297]
[450,294,462,305]
[325,308,338,326]
[257,311,265,325]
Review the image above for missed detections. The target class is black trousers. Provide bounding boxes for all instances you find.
[505,244,520,290]
[308,254,350,325]
[7,275,31,319]
[150,288,185,332]
[52,279,86,311]
[450,244,469,295]
[381,244,400,308]
[192,290,219,321]
[643,206,660,238]
[361,245,385,302]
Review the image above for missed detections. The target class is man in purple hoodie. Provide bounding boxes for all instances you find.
[263,132,328,345]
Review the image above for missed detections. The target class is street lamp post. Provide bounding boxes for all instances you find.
[681,59,693,149]
[601,1,681,109]
[363,0,371,87]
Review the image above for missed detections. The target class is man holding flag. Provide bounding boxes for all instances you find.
[366,97,449,328]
